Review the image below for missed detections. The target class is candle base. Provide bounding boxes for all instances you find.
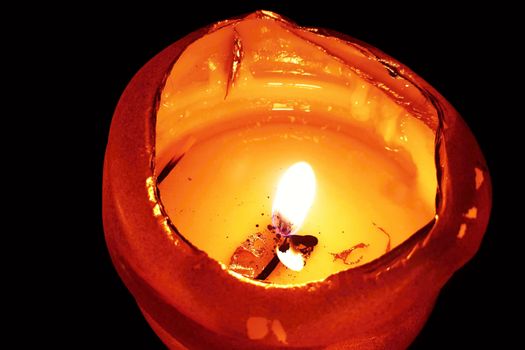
[142,308,186,350]
[135,282,438,349]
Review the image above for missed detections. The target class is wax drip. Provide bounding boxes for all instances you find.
[373,222,392,253]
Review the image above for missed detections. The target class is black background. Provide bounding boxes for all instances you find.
[81,1,512,348]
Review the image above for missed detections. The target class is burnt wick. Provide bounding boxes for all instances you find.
[289,235,318,257]
[256,234,318,280]
[279,239,290,253]
[272,213,293,236]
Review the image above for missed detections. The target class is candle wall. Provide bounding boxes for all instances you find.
[103,11,491,349]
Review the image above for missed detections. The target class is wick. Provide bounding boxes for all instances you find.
[255,229,319,280]
[255,253,281,280]
[272,213,293,236]
[255,235,289,280]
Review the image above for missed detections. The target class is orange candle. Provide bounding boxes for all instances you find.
[103,11,491,349]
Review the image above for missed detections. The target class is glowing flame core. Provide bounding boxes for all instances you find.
[272,162,316,235]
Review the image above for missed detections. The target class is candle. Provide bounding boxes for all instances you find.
[103,10,491,349]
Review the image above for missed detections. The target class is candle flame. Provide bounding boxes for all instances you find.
[272,161,316,235]
[272,162,316,272]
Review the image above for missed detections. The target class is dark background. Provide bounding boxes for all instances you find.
[83,1,511,348]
